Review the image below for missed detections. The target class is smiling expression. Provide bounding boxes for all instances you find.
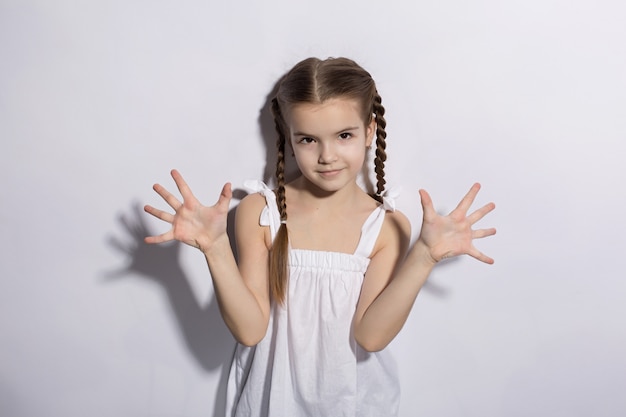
[287,97,375,195]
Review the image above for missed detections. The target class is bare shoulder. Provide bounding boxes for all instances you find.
[374,209,411,256]
[236,192,267,219]
[383,209,411,237]
[235,192,271,248]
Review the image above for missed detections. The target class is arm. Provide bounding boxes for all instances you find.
[353,183,496,352]
[144,170,271,346]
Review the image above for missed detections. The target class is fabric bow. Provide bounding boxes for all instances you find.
[377,186,401,212]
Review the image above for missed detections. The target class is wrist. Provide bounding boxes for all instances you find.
[411,238,439,268]
[199,233,231,258]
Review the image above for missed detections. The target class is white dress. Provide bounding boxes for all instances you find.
[225,181,400,417]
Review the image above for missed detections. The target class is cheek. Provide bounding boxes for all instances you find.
[344,144,368,165]
[292,147,314,168]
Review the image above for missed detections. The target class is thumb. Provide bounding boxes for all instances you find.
[216,182,232,208]
[419,189,435,218]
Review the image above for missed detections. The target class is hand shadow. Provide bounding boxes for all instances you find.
[105,201,245,417]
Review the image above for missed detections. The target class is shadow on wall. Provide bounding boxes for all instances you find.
[105,201,246,417]
[99,79,287,417]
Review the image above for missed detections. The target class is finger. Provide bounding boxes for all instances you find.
[144,204,175,223]
[215,182,233,209]
[419,189,436,219]
[153,183,182,210]
[171,169,196,201]
[454,183,481,214]
[472,227,497,239]
[468,247,495,264]
[134,202,153,231]
[144,231,174,245]
[468,202,496,225]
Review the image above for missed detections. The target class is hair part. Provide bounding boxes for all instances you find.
[269,57,389,304]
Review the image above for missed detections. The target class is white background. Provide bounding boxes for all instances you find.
[1,0,625,416]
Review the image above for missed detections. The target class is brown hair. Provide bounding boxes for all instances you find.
[269,57,388,304]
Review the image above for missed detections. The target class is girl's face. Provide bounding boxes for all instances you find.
[287,97,375,194]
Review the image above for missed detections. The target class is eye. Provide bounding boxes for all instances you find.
[339,132,352,140]
[298,137,315,144]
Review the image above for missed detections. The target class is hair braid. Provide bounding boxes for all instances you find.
[271,99,288,221]
[269,98,289,304]
[373,92,387,199]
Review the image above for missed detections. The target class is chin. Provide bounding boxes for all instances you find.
[313,180,354,195]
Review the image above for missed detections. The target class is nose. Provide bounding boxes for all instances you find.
[318,141,337,164]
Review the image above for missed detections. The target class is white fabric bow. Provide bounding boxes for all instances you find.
[242,180,281,235]
[378,186,402,212]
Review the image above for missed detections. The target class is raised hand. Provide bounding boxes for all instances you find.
[418,183,496,264]
[144,169,232,252]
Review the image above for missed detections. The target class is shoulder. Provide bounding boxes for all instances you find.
[235,191,271,248]
[374,209,411,256]
[235,192,267,230]
[237,191,267,216]
[383,209,411,235]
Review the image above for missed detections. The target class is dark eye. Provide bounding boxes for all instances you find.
[339,132,352,139]
[299,137,315,144]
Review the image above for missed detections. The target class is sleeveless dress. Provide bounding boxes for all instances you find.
[225,181,400,417]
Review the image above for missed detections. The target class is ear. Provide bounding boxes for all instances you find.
[365,117,376,147]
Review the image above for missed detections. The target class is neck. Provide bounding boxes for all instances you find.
[289,176,363,208]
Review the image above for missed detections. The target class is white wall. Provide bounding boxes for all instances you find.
[1,1,625,416]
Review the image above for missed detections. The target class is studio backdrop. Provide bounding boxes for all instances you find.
[1,1,625,416]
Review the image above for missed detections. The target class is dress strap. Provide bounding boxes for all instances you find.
[353,186,401,258]
[243,180,281,241]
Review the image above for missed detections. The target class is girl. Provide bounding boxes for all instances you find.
[144,57,496,417]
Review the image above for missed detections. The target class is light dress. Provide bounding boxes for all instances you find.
[225,181,400,417]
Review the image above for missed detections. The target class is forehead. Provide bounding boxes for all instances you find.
[287,98,364,133]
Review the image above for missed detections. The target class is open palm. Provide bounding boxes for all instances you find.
[144,169,232,252]
[418,183,496,264]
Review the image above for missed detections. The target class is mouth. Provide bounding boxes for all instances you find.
[317,168,343,177]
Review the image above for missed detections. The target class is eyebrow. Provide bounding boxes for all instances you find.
[292,126,361,137]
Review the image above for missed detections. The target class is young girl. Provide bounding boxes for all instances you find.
[144,57,496,417]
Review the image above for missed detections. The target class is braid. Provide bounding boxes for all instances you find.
[272,99,288,221]
[373,92,387,199]
[269,98,289,305]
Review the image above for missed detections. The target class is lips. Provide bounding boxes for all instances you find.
[318,169,342,177]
